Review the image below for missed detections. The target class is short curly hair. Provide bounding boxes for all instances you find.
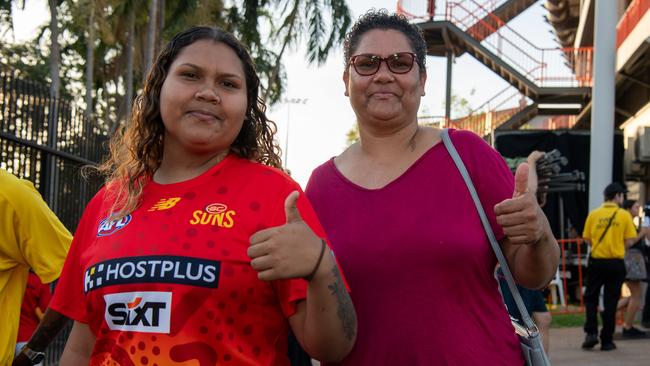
[343,9,427,72]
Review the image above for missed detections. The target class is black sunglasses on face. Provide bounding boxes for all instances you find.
[349,52,417,76]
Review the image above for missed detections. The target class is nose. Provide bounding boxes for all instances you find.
[194,86,220,104]
[372,61,395,83]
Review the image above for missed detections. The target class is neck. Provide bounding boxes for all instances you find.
[155,148,229,184]
[356,121,420,159]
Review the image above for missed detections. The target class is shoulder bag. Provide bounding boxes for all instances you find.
[441,129,551,366]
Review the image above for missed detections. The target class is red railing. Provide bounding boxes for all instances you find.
[551,239,587,314]
[397,0,505,20]
[616,0,650,47]
[417,115,447,127]
[451,86,527,135]
[521,115,578,130]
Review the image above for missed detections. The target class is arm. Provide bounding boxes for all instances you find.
[625,230,646,248]
[35,307,44,321]
[59,321,95,366]
[248,191,357,362]
[12,309,71,366]
[500,226,559,289]
[288,250,356,362]
[494,162,560,289]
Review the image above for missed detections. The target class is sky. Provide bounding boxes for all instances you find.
[9,0,559,188]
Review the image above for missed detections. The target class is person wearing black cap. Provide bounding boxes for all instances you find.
[581,182,645,351]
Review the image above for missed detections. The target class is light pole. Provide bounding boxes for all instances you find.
[282,97,308,169]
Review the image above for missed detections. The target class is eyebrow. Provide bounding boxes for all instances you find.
[177,63,243,79]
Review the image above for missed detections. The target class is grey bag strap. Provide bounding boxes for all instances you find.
[440,128,539,336]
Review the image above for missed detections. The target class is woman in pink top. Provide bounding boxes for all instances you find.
[305,10,560,365]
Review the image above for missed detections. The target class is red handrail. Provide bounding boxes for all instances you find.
[617,0,650,47]
[552,238,586,314]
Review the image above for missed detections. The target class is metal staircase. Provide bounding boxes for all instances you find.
[464,0,539,42]
[397,0,592,136]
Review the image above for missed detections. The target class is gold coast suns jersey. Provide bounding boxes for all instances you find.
[51,155,328,366]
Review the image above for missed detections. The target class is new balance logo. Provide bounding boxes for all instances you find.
[104,292,172,333]
[149,197,181,211]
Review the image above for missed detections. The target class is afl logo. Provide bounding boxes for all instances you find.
[205,203,227,214]
[97,215,132,237]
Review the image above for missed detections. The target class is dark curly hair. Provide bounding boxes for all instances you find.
[343,9,427,72]
[97,26,281,218]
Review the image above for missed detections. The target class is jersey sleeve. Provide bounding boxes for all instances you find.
[49,191,104,323]
[451,130,515,241]
[623,212,638,240]
[12,180,73,283]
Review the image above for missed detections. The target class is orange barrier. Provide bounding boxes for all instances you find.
[550,238,586,314]
[617,0,650,48]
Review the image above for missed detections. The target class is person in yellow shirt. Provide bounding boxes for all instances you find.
[0,168,72,364]
[581,182,643,351]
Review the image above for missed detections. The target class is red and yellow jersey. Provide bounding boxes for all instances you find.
[51,155,327,366]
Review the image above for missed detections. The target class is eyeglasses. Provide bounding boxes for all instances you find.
[349,52,417,76]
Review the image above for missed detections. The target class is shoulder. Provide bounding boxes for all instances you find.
[620,209,635,221]
[447,128,493,153]
[445,129,508,170]
[230,157,300,191]
[310,158,336,181]
[0,170,40,203]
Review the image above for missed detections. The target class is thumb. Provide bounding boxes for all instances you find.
[513,162,529,198]
[284,191,302,223]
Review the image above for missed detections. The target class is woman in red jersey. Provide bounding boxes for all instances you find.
[51,26,356,366]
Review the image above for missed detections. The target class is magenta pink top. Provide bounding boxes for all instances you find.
[306,129,524,365]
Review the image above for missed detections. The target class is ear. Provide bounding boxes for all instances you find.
[419,70,427,96]
[343,69,350,97]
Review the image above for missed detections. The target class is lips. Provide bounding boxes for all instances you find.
[372,92,396,97]
[187,110,222,122]
[369,89,399,97]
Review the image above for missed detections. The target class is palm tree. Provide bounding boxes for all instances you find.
[143,0,157,80]
[48,0,61,99]
[240,0,352,104]
[85,0,95,120]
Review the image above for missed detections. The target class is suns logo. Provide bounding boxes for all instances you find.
[97,215,132,237]
[205,203,227,214]
[190,203,236,228]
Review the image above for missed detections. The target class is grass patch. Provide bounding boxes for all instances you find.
[550,313,585,328]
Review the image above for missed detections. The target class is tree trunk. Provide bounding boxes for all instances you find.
[125,9,135,123]
[143,0,158,81]
[155,0,165,57]
[48,0,60,99]
[84,0,95,120]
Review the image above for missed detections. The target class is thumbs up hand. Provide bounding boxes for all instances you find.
[248,191,325,281]
[494,162,547,246]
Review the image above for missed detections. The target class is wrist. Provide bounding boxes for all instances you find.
[304,239,327,282]
[20,345,46,365]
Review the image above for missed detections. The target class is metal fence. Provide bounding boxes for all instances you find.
[0,68,109,364]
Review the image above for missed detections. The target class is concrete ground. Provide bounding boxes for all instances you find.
[312,326,649,365]
[549,326,649,365]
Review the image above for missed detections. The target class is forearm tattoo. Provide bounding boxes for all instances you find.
[328,265,357,341]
